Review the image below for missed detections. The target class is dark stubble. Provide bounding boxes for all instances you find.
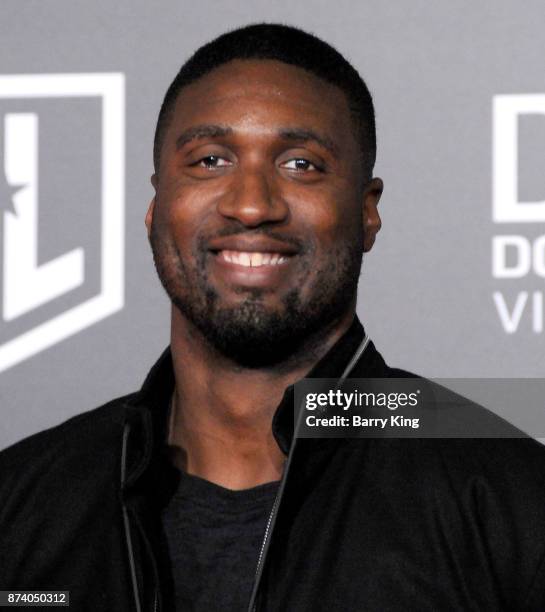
[150,222,363,368]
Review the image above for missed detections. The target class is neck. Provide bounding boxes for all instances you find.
[167,306,355,490]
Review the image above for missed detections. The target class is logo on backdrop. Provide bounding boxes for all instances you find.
[492,95,545,334]
[0,73,125,372]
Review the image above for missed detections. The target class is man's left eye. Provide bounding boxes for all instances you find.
[281,158,319,172]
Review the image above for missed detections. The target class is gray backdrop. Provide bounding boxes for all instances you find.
[1,0,544,450]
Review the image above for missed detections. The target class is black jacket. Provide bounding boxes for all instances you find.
[2,318,545,611]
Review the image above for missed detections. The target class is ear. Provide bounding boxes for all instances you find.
[145,198,155,239]
[145,174,158,239]
[362,177,383,252]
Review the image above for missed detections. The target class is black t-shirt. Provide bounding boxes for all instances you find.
[161,469,279,612]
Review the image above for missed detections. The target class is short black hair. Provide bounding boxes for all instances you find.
[153,23,376,178]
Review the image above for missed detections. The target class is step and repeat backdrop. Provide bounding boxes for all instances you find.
[0,0,543,450]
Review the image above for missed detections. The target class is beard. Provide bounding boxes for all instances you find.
[150,221,363,368]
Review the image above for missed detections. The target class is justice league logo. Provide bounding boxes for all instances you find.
[0,73,125,372]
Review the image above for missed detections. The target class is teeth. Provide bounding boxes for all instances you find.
[219,251,289,267]
[250,253,263,267]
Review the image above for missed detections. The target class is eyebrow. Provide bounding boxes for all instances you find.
[175,124,233,150]
[174,124,339,157]
[278,128,339,158]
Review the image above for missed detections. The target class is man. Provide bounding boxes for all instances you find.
[1,23,545,612]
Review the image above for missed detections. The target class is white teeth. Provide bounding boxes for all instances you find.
[219,251,289,267]
[239,252,251,267]
[250,253,263,267]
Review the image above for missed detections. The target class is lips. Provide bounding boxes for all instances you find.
[206,235,299,288]
[207,235,300,257]
[209,250,292,289]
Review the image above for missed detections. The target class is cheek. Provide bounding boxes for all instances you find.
[154,191,206,250]
[292,194,361,251]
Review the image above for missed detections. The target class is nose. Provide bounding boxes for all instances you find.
[216,169,289,227]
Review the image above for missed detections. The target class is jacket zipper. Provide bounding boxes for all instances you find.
[247,334,371,611]
[121,423,144,612]
[122,422,161,612]
[247,451,291,611]
[246,430,297,612]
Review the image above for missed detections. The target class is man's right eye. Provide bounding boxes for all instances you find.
[192,155,231,169]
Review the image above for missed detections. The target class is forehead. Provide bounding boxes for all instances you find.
[167,59,356,146]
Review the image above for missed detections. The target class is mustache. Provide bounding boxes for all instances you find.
[199,225,310,254]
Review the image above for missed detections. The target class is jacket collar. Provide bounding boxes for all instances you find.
[122,316,387,490]
[271,317,386,453]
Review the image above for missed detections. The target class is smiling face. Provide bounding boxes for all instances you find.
[147,59,382,367]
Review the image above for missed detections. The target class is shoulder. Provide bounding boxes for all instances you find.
[360,437,545,549]
[0,393,142,586]
[0,392,136,466]
[427,436,545,501]
[0,393,138,515]
[347,356,545,502]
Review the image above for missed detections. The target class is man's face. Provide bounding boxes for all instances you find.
[147,59,382,366]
